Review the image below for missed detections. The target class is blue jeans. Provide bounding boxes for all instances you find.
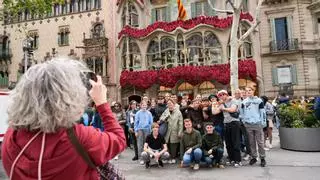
[203,148,224,165]
[183,148,202,165]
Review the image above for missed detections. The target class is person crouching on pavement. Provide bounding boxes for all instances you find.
[201,123,224,168]
[141,123,170,168]
[180,118,202,170]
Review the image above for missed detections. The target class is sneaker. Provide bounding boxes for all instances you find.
[218,164,225,169]
[114,155,119,160]
[162,160,168,164]
[158,160,163,167]
[171,159,176,164]
[264,147,270,151]
[145,161,150,168]
[234,162,241,168]
[269,144,273,149]
[243,154,250,161]
[139,160,145,165]
[132,156,138,161]
[249,158,257,165]
[193,163,200,170]
[261,158,266,167]
[226,160,234,166]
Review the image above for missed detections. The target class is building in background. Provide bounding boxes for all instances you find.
[116,0,263,104]
[260,0,320,97]
[0,0,120,101]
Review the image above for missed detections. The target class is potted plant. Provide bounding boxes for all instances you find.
[277,100,320,151]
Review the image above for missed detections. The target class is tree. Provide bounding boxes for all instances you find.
[208,0,264,95]
[1,0,64,20]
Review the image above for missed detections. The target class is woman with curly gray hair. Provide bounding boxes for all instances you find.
[1,57,126,180]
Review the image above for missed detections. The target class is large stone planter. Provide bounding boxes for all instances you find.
[279,127,320,151]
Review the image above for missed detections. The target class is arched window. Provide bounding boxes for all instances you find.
[239,24,253,58]
[128,2,139,27]
[177,34,185,66]
[122,39,141,70]
[186,34,203,65]
[121,6,127,27]
[161,37,175,68]
[146,38,160,69]
[92,23,104,38]
[177,82,194,98]
[199,81,216,97]
[204,31,222,64]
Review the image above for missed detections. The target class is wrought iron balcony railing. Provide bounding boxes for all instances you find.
[270,38,299,53]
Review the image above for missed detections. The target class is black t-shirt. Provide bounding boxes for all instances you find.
[145,134,166,150]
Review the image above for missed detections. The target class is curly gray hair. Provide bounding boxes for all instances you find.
[8,57,90,133]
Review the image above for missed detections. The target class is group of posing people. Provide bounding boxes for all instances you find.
[114,87,274,170]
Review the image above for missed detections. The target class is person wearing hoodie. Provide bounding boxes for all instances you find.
[134,100,153,165]
[241,87,267,167]
[1,58,126,180]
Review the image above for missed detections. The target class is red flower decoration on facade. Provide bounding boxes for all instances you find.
[120,59,257,90]
[118,12,253,39]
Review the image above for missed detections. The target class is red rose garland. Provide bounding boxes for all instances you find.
[120,59,257,89]
[118,12,253,39]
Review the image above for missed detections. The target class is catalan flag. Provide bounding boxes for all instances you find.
[177,0,187,20]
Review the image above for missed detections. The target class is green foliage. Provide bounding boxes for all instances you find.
[2,0,65,18]
[278,104,320,128]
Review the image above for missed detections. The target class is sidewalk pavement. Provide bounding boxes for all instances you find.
[1,130,320,180]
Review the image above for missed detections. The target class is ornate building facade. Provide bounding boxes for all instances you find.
[116,0,263,104]
[0,0,121,101]
[260,0,320,97]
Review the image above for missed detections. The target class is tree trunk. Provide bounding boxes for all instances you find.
[229,9,240,95]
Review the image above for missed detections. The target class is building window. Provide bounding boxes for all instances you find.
[78,0,85,12]
[61,0,68,14]
[58,26,70,46]
[86,0,91,11]
[191,0,216,18]
[122,38,141,70]
[272,65,298,86]
[161,37,175,68]
[151,7,170,23]
[24,9,29,20]
[270,16,297,52]
[129,2,139,27]
[92,23,104,38]
[54,4,60,16]
[122,6,127,27]
[94,0,101,9]
[146,38,160,69]
[146,32,222,69]
[28,31,39,49]
[85,57,103,75]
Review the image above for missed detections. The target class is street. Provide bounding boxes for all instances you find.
[1,131,320,180]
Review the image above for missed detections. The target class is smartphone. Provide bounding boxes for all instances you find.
[82,71,97,90]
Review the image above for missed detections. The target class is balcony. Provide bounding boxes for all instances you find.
[270,39,299,53]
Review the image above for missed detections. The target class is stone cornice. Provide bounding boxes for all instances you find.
[264,7,295,15]
[307,1,320,11]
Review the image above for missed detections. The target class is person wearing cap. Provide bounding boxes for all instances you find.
[126,100,139,161]
[141,123,170,168]
[216,90,242,168]
[240,87,267,167]
[207,94,224,139]
[201,123,224,168]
